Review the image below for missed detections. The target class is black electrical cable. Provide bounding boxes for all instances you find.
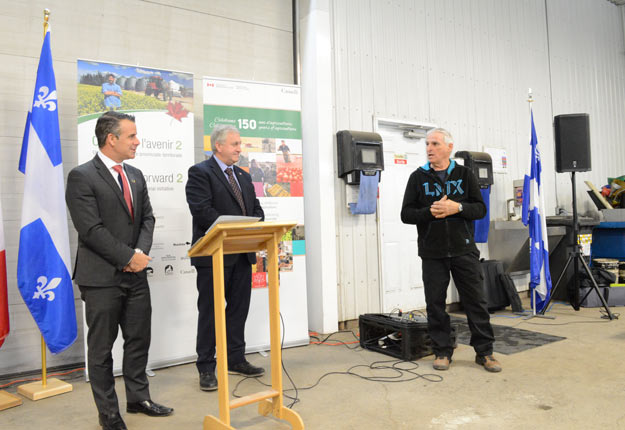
[279,312,300,408]
[314,329,362,350]
[524,318,617,326]
[231,328,444,408]
[230,312,301,408]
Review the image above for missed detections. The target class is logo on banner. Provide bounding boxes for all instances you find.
[33,276,61,301]
[33,86,57,111]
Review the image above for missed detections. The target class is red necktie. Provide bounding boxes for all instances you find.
[112,164,134,220]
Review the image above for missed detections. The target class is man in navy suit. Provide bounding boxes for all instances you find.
[66,112,173,430]
[186,125,265,391]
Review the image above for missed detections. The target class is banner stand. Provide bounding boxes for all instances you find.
[17,336,72,401]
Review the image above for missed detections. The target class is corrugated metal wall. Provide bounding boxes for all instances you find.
[0,0,292,375]
[548,0,625,212]
[331,0,625,321]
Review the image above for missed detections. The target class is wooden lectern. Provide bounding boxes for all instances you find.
[188,221,304,430]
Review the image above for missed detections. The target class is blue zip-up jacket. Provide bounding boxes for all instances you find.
[400,160,486,258]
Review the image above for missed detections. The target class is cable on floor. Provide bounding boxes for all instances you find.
[0,367,85,389]
[308,330,361,349]
[231,327,444,409]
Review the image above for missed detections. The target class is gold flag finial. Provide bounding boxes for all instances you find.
[43,9,50,37]
[527,88,534,103]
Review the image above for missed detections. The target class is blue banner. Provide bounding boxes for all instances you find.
[18,30,77,354]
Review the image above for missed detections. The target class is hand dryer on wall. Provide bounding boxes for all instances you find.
[454,151,493,188]
[337,130,384,185]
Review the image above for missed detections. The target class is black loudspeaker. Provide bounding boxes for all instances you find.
[554,113,591,172]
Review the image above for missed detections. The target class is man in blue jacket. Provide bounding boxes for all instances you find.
[401,128,501,373]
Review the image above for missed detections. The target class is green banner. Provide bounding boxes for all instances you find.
[204,105,302,139]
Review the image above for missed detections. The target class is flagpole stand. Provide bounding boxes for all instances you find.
[523,288,554,320]
[17,336,72,401]
[539,171,617,320]
[0,391,22,411]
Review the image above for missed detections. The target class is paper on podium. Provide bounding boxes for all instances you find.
[190,216,261,250]
[206,215,262,234]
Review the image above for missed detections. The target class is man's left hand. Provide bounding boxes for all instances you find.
[430,195,462,219]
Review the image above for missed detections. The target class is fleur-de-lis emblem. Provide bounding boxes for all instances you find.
[32,276,61,301]
[33,86,57,112]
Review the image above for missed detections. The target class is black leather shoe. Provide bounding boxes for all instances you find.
[126,399,173,417]
[200,372,218,391]
[98,412,127,430]
[228,361,265,377]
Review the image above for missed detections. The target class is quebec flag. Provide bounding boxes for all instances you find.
[522,110,552,313]
[17,29,77,354]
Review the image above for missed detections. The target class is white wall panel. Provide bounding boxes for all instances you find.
[331,0,625,321]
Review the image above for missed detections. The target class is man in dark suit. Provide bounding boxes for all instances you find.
[66,112,173,430]
[186,125,265,391]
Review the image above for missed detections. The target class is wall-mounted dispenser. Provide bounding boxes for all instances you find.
[337,130,384,185]
[454,151,493,189]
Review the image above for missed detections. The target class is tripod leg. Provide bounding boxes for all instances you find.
[578,286,593,305]
[539,253,573,315]
[578,255,617,320]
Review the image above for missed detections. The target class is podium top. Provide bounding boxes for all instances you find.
[187,221,297,258]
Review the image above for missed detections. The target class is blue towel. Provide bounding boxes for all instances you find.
[349,172,379,215]
[473,187,490,243]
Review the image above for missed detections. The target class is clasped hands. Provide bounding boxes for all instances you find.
[123,252,152,272]
[430,195,461,219]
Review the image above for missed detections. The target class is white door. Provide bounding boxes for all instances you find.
[376,120,431,313]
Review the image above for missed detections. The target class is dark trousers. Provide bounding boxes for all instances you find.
[195,254,252,374]
[422,251,495,358]
[79,276,151,415]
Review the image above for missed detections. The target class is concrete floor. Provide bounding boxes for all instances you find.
[1,298,625,429]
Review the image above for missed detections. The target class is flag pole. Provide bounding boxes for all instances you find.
[16,9,75,400]
[41,336,47,387]
[40,7,51,391]
[527,89,537,317]
[43,8,50,37]
[524,89,554,320]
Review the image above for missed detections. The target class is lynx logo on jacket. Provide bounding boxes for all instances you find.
[422,179,464,197]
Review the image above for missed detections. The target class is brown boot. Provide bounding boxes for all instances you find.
[433,356,451,371]
[476,354,502,372]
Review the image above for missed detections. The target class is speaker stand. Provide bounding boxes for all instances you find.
[540,171,616,320]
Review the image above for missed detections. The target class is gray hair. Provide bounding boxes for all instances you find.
[211,125,240,151]
[427,128,454,144]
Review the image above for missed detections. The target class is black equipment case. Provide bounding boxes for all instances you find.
[359,313,457,361]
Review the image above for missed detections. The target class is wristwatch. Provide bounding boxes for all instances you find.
[134,248,144,254]
[458,203,463,213]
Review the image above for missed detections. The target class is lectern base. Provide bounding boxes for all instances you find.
[204,414,235,430]
[260,399,304,429]
[203,400,304,430]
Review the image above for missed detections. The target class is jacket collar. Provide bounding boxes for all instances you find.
[93,155,137,220]
[421,159,456,175]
